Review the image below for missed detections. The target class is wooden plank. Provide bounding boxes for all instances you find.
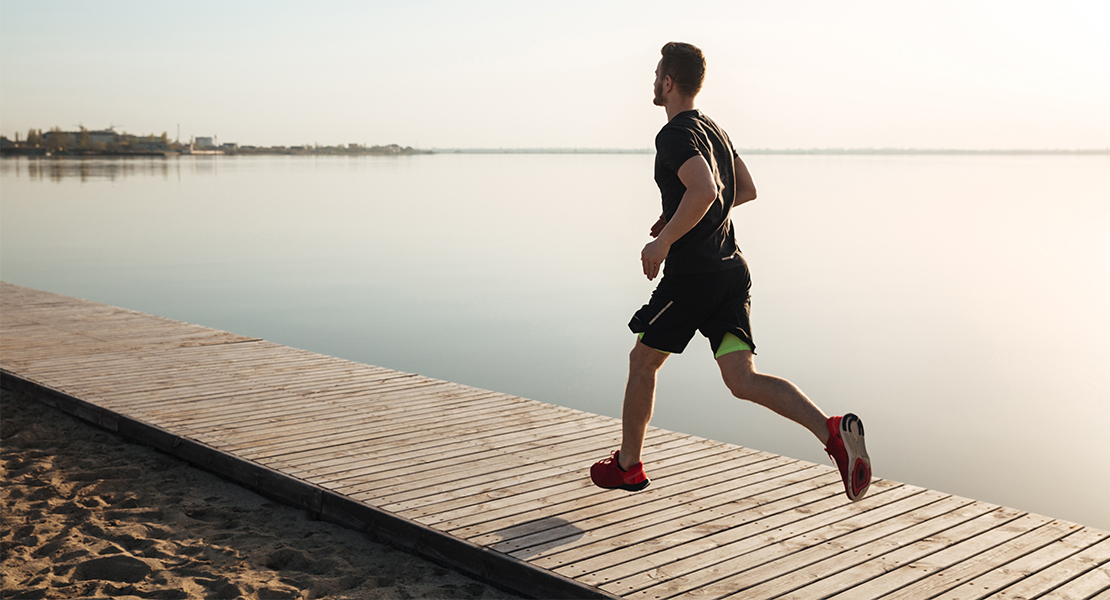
[361,433,733,513]
[364,427,655,500]
[989,535,1110,599]
[286,413,617,484]
[25,348,342,381]
[487,460,820,557]
[597,483,936,596]
[528,467,842,571]
[272,410,607,479]
[480,453,804,550]
[877,518,1078,600]
[1045,564,1110,599]
[443,445,775,544]
[376,430,702,516]
[303,431,619,496]
[228,397,592,463]
[254,412,613,484]
[59,358,390,400]
[397,434,705,524]
[114,374,456,423]
[820,512,1056,599]
[927,526,1107,600]
[106,374,468,423]
[190,395,523,455]
[720,499,998,600]
[168,388,516,445]
[773,502,1015,600]
[687,493,985,600]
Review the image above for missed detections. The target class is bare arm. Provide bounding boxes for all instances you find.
[733,155,757,206]
[640,155,717,280]
[651,155,756,235]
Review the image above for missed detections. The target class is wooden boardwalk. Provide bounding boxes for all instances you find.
[2,281,1108,599]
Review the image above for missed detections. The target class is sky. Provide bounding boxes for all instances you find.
[1,0,1108,150]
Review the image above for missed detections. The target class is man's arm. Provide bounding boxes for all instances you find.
[734,155,757,206]
[640,154,717,280]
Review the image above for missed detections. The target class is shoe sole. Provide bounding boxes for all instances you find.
[840,413,871,501]
[618,479,650,492]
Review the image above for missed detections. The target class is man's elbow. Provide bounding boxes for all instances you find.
[735,187,757,205]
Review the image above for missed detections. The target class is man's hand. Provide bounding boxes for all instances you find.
[641,238,670,281]
[649,214,667,238]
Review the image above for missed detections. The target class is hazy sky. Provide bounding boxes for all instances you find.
[2,0,1107,149]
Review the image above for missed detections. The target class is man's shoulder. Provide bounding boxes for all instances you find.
[658,110,730,140]
[654,124,689,146]
[666,111,735,157]
[659,110,703,130]
[655,112,702,147]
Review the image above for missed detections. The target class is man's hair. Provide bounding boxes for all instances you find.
[659,42,705,97]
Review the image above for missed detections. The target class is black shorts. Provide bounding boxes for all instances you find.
[628,261,756,355]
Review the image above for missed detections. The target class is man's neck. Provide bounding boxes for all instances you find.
[665,97,697,121]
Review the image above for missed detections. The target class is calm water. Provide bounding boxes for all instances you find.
[2,154,1107,529]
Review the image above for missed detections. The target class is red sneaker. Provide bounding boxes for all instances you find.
[590,450,650,491]
[825,414,871,501]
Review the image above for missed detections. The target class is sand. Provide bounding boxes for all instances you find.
[0,386,523,600]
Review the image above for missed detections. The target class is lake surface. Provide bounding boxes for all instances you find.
[2,153,1107,529]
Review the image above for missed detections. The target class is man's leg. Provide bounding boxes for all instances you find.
[590,338,669,491]
[619,339,670,470]
[715,349,829,445]
[717,347,872,501]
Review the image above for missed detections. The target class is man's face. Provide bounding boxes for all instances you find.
[653,59,666,106]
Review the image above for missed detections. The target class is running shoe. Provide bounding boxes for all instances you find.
[590,450,650,491]
[825,414,871,501]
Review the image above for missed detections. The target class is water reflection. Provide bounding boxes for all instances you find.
[1,156,179,183]
[0,155,421,183]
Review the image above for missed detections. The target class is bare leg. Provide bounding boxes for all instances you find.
[716,350,830,445]
[618,339,669,470]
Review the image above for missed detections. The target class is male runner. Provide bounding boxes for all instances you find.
[589,42,872,502]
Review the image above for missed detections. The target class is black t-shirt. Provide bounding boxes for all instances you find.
[654,109,744,275]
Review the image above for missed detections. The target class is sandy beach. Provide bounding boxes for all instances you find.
[0,385,522,599]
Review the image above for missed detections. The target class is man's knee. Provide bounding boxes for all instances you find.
[718,351,757,399]
[724,370,757,399]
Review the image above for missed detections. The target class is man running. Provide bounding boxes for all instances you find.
[590,42,872,502]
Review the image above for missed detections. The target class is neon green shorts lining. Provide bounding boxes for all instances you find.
[638,332,752,358]
[714,332,753,358]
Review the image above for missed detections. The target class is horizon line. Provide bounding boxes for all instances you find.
[430,147,1110,155]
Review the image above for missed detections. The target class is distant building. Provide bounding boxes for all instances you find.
[127,139,169,152]
[43,131,76,148]
[195,137,214,148]
[40,129,119,149]
[89,130,119,145]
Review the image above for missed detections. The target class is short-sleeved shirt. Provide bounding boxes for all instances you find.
[654,109,744,275]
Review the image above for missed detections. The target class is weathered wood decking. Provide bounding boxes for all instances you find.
[2,281,1107,599]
